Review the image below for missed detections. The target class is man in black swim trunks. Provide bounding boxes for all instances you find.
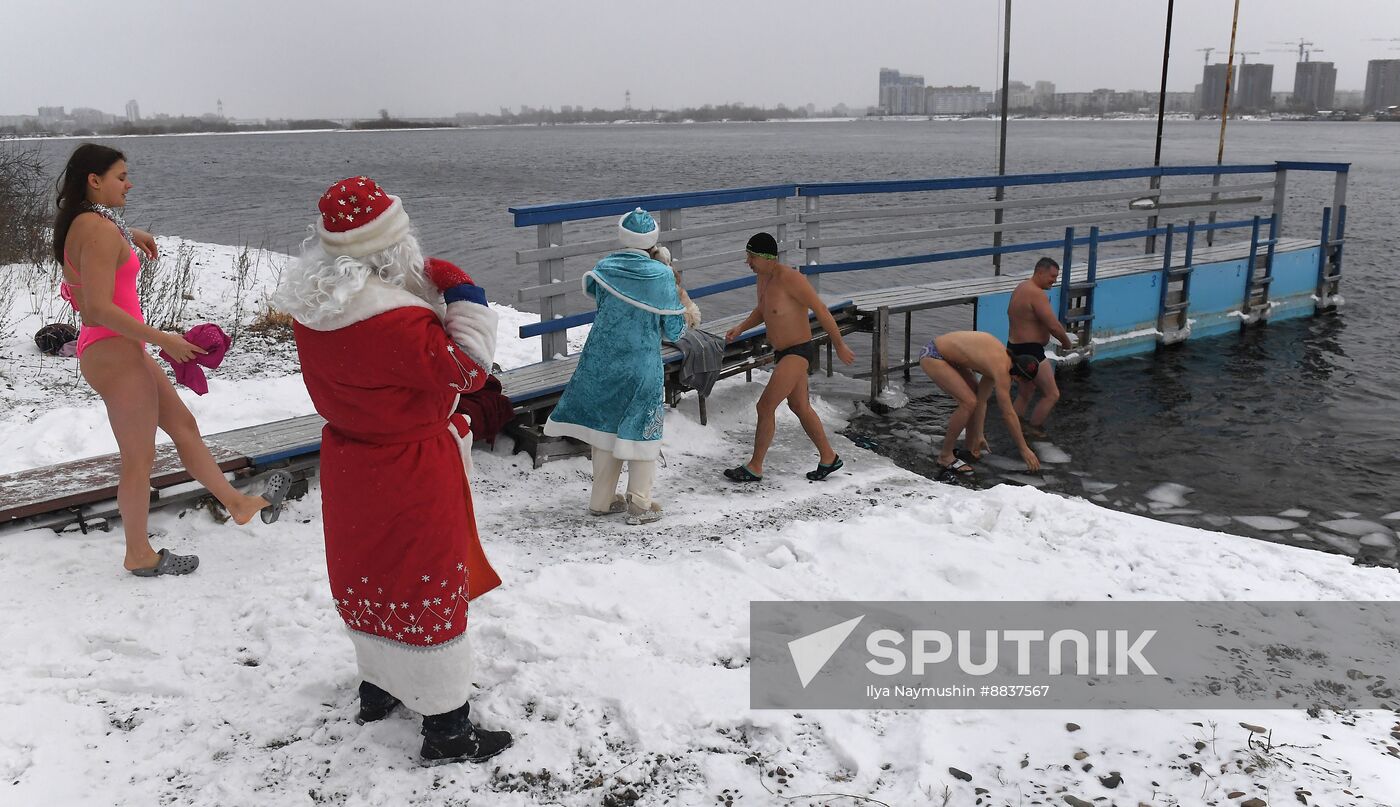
[1007,256,1074,435]
[723,232,856,482]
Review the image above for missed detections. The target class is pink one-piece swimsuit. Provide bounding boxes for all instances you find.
[60,246,145,357]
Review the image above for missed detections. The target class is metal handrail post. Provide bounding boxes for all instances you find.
[1058,226,1075,322]
[775,196,789,266]
[1271,167,1288,237]
[804,195,821,294]
[1158,223,1176,314]
[1316,206,1332,300]
[538,221,566,362]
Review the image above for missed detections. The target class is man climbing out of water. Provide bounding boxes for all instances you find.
[918,330,1042,477]
[1007,256,1074,437]
[723,232,856,483]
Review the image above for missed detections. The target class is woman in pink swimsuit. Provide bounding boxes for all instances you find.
[54,144,288,576]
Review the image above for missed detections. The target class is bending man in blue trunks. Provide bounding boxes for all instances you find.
[919,330,1042,476]
[724,232,855,483]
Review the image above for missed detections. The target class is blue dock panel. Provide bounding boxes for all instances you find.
[1186,258,1249,340]
[1265,246,1323,321]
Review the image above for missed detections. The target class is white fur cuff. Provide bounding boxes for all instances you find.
[445,300,499,372]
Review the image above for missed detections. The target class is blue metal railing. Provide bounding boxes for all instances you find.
[508,161,1350,346]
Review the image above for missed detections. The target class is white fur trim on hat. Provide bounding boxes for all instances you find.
[618,211,659,250]
[317,195,412,258]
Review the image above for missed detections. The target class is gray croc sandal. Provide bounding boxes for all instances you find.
[130,548,200,577]
[259,470,294,524]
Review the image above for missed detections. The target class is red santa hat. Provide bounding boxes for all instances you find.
[316,176,411,258]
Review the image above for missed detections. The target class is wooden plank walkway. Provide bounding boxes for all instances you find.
[0,237,1314,527]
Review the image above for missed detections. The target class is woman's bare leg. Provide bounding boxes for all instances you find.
[81,340,162,571]
[145,355,267,524]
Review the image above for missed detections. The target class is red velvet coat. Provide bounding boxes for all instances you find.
[291,285,500,713]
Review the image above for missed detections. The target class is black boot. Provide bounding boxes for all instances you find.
[356,681,401,724]
[420,701,513,765]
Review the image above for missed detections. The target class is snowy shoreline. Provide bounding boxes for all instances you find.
[1,239,1397,805]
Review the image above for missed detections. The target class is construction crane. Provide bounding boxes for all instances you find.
[1236,50,1260,67]
[1305,48,1325,61]
[1272,39,1315,62]
[1195,47,1216,64]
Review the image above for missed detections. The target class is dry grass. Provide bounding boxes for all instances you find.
[246,306,295,339]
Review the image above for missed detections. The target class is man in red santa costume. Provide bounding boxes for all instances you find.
[274,176,512,765]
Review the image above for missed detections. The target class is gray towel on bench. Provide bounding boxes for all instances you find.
[665,329,727,398]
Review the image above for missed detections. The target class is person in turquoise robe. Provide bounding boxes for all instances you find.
[545,209,686,524]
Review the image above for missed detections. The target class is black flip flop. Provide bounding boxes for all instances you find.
[723,465,762,483]
[940,458,975,476]
[260,470,294,524]
[806,456,844,481]
[130,547,199,577]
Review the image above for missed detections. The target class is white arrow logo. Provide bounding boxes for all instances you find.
[788,615,865,688]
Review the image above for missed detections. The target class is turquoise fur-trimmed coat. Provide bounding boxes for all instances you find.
[544,249,686,460]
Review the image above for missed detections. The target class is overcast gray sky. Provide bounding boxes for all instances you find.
[6,0,1399,119]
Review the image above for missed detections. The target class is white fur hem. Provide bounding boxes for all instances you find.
[542,419,662,461]
[583,271,686,316]
[349,628,474,715]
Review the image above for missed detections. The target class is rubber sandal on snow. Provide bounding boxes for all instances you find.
[723,465,762,483]
[806,456,844,481]
[940,458,975,476]
[953,448,980,464]
[130,547,199,577]
[259,470,294,524]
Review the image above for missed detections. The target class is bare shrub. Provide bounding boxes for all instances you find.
[139,241,196,331]
[0,138,49,266]
[0,265,22,339]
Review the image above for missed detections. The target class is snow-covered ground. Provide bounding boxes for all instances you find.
[1,240,1396,806]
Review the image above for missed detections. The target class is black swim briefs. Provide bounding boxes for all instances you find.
[1007,341,1047,363]
[774,341,817,364]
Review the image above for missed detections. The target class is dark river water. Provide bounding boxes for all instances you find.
[28,120,1400,565]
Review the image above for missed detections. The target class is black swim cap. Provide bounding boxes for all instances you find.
[745,232,778,258]
[1010,352,1040,381]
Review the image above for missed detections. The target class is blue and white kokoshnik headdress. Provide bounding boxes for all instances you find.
[617,207,660,250]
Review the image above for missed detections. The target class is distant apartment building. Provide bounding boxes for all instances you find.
[70,107,111,128]
[1292,61,1337,110]
[37,106,65,126]
[1236,64,1274,112]
[125,99,140,123]
[878,68,925,114]
[1363,59,1400,112]
[993,81,1037,110]
[1199,63,1232,114]
[1052,89,1135,115]
[927,85,992,115]
[1034,81,1056,110]
[1163,91,1196,112]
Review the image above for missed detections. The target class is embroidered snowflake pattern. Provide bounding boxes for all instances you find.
[334,568,473,647]
[642,400,666,440]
